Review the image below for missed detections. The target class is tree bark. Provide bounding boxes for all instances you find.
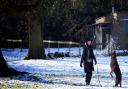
[0,38,23,76]
[0,14,27,76]
[0,47,8,71]
[0,20,11,76]
[27,13,45,59]
[25,0,45,59]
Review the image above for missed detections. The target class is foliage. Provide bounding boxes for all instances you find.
[1,0,128,44]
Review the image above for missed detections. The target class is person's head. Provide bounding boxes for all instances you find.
[85,38,92,46]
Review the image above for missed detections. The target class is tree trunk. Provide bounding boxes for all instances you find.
[0,33,9,76]
[0,48,8,70]
[28,14,45,59]
[0,49,11,76]
[0,38,22,76]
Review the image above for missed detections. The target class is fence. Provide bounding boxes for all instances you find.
[2,39,82,56]
[2,39,128,57]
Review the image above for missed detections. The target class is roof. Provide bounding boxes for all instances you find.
[95,16,112,24]
[95,11,128,24]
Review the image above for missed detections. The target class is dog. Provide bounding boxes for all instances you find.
[110,51,122,87]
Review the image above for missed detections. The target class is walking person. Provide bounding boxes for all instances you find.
[80,38,97,85]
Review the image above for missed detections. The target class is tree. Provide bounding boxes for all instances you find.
[0,40,20,76]
[0,16,23,76]
[4,0,46,59]
[44,0,89,42]
[0,0,46,76]
[27,0,59,59]
[27,0,45,59]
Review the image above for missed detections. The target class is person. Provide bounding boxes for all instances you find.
[80,38,97,85]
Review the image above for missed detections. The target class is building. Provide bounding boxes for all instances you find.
[88,11,128,50]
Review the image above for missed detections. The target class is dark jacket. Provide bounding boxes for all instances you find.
[80,45,97,73]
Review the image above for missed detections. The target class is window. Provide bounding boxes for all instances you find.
[120,19,128,32]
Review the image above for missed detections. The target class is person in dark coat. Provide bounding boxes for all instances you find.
[80,38,97,85]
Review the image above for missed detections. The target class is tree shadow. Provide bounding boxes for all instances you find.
[1,72,128,88]
[1,73,86,87]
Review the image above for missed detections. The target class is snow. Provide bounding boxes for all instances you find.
[1,48,128,89]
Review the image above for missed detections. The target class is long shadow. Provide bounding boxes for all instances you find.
[12,74,89,87]
[1,72,128,88]
[1,73,87,87]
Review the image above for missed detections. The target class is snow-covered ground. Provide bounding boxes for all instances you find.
[0,48,128,89]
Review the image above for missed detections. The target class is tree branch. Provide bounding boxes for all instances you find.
[6,0,43,11]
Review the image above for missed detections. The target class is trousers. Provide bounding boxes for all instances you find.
[85,71,92,84]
